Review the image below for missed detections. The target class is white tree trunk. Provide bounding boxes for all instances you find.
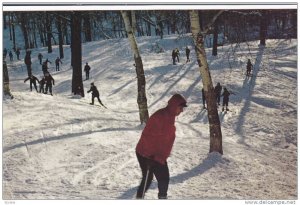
[131,11,137,35]
[190,10,223,154]
[121,10,149,124]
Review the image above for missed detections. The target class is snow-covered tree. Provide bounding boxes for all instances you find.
[121,10,149,124]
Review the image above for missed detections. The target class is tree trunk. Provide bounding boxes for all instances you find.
[131,11,137,35]
[260,10,267,46]
[20,13,29,49]
[56,16,64,59]
[121,10,149,124]
[212,19,218,56]
[3,60,13,99]
[189,10,223,154]
[71,12,84,97]
[46,13,52,53]
[83,14,92,42]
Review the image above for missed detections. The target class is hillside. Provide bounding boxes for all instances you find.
[3,35,297,200]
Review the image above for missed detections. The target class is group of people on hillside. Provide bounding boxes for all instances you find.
[202,82,235,112]
[17,41,258,201]
[171,47,191,65]
[38,53,63,72]
[24,51,55,95]
[3,48,21,62]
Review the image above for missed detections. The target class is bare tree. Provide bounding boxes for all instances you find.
[189,10,223,154]
[260,10,268,45]
[71,11,84,97]
[3,61,13,99]
[121,10,149,124]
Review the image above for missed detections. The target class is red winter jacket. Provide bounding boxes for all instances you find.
[136,94,187,165]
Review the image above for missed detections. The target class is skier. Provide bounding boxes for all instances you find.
[202,88,207,109]
[175,48,180,63]
[9,51,13,61]
[84,62,91,80]
[24,74,39,92]
[185,46,190,63]
[246,59,253,76]
[38,53,43,65]
[44,72,55,96]
[39,76,46,93]
[55,57,63,71]
[87,82,106,108]
[15,49,20,60]
[42,61,48,75]
[221,87,234,111]
[135,94,187,199]
[172,50,176,65]
[214,82,222,106]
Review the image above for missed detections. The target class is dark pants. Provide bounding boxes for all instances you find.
[223,97,229,110]
[30,82,38,92]
[86,72,89,80]
[91,95,105,107]
[56,64,60,71]
[172,57,176,65]
[45,84,53,95]
[39,84,45,93]
[136,152,169,199]
[216,94,221,105]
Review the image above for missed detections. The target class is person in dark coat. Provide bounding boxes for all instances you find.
[42,61,48,75]
[135,94,187,199]
[38,53,43,65]
[175,48,180,62]
[172,50,176,65]
[87,83,106,108]
[202,88,207,109]
[44,72,55,95]
[84,62,91,80]
[214,82,222,106]
[15,49,20,60]
[185,46,190,63]
[55,57,63,71]
[24,74,39,92]
[9,51,13,61]
[246,59,253,76]
[39,76,46,93]
[221,87,234,111]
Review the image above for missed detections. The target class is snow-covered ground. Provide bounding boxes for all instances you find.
[2,35,297,202]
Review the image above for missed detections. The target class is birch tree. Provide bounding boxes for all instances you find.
[189,10,223,154]
[3,60,13,99]
[131,11,137,34]
[121,10,149,124]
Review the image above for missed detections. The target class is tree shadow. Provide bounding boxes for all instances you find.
[117,153,226,199]
[3,124,140,153]
[148,62,195,109]
[235,45,265,144]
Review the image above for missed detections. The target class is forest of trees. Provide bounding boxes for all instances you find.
[3,10,297,52]
[3,9,297,154]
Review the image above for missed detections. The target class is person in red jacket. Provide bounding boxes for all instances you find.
[135,93,187,199]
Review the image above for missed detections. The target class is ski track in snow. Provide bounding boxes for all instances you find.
[3,36,297,200]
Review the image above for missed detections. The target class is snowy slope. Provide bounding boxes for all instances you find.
[3,35,297,201]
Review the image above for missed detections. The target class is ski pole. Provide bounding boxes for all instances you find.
[142,165,150,199]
